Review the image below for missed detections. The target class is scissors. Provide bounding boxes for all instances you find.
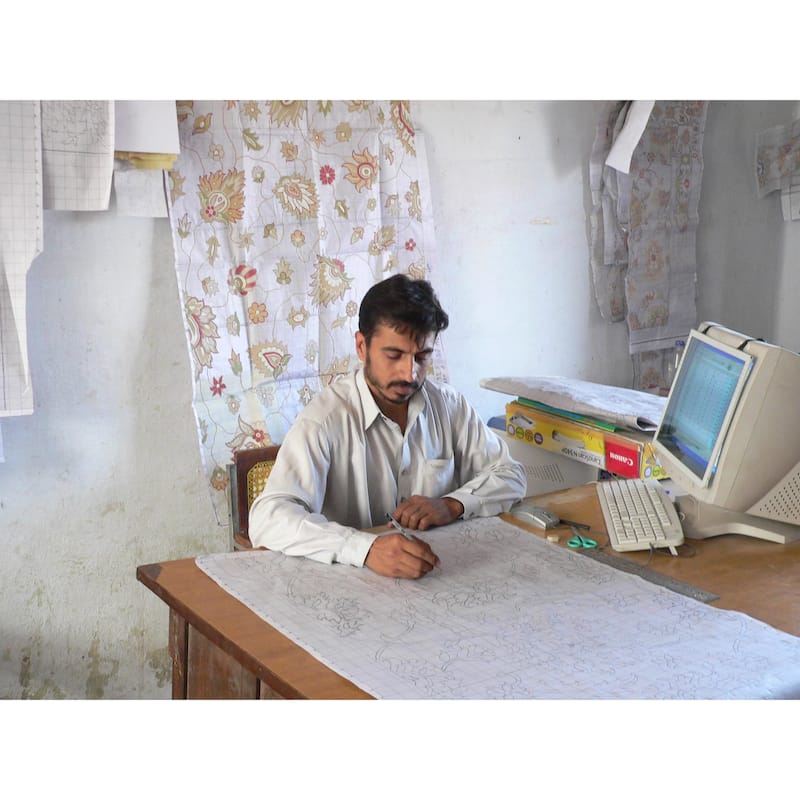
[567,524,598,549]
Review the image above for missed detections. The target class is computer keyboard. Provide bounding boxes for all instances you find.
[596,478,684,556]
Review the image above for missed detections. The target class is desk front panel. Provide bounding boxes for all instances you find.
[138,560,372,700]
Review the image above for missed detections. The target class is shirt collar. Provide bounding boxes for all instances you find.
[356,368,382,429]
[355,367,426,430]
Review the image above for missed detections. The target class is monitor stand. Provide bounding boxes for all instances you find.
[675,495,800,545]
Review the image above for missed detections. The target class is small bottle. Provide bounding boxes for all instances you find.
[663,338,686,393]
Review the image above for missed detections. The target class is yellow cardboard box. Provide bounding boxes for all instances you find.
[505,401,605,470]
[505,401,668,480]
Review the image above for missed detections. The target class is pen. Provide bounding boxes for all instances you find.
[386,512,415,541]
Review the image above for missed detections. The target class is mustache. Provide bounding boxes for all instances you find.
[388,380,420,390]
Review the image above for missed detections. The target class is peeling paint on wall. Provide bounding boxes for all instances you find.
[99,501,126,517]
[18,645,66,699]
[0,212,224,699]
[146,647,171,688]
[85,637,119,699]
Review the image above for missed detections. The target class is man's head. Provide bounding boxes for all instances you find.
[358,274,449,345]
[355,275,449,414]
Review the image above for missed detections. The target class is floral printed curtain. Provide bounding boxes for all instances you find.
[166,100,444,523]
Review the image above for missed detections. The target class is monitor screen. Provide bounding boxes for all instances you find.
[654,332,753,488]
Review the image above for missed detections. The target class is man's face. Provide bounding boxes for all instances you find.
[356,323,435,409]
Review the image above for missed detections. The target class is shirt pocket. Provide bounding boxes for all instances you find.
[420,456,456,497]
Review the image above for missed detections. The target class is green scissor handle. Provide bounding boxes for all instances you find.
[567,525,598,549]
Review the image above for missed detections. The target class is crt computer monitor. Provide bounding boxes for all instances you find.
[653,321,800,544]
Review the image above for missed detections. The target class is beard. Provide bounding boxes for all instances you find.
[363,354,422,406]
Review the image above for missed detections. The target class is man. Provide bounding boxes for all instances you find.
[249,274,526,579]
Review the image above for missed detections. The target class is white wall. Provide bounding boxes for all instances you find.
[0,100,796,698]
[696,100,800,343]
[414,100,633,422]
[1,211,220,698]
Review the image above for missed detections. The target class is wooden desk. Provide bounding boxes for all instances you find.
[536,484,800,638]
[137,558,371,699]
[138,484,800,699]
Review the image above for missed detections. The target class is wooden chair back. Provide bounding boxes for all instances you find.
[229,445,281,550]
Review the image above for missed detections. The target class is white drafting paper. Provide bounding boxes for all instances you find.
[114,100,180,155]
[480,375,666,431]
[0,100,43,416]
[196,517,800,699]
[41,100,114,211]
[113,166,169,217]
[605,101,655,174]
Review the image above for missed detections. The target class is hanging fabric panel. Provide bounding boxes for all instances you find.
[589,101,708,394]
[166,100,443,523]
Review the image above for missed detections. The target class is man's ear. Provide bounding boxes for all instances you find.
[355,330,366,361]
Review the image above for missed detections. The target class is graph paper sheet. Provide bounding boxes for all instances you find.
[196,517,800,699]
[0,101,43,416]
[40,101,114,211]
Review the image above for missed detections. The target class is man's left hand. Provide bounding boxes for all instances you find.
[392,495,464,531]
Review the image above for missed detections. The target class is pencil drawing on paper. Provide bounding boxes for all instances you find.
[196,516,800,699]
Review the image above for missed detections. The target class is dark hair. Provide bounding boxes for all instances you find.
[358,274,449,342]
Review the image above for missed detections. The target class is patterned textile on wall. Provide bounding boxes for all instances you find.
[589,101,708,395]
[588,101,631,323]
[166,101,444,523]
[755,116,800,221]
[755,116,800,198]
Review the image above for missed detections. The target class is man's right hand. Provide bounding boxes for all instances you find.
[364,533,440,579]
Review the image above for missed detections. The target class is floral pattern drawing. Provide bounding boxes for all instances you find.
[589,101,708,394]
[167,100,444,523]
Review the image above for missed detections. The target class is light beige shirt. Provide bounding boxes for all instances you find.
[249,369,526,567]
